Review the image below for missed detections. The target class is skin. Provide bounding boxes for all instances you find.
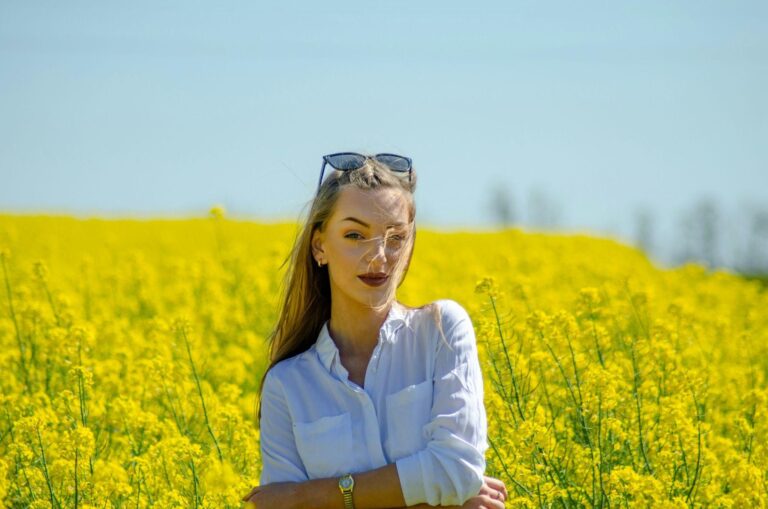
[312,186,412,373]
[244,187,508,508]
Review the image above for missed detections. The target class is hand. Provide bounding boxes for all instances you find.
[241,482,300,509]
[460,475,508,509]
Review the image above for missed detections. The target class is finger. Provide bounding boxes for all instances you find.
[481,494,505,509]
[493,494,506,509]
[484,476,508,498]
[485,491,504,509]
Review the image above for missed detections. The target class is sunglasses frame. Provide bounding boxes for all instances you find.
[317,152,413,195]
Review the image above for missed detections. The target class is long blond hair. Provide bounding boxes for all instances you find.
[257,158,428,421]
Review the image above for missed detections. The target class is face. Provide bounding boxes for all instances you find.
[312,186,413,309]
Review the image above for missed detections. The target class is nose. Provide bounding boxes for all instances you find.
[364,237,388,264]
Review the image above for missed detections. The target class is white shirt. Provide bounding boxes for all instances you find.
[258,299,488,506]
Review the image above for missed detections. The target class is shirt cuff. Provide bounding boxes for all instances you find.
[395,453,427,506]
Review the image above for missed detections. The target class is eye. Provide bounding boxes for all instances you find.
[344,232,363,240]
[388,230,408,242]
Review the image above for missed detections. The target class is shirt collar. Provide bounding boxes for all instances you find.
[315,302,408,373]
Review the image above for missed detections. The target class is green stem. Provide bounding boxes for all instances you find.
[135,470,141,509]
[180,326,223,462]
[563,328,598,505]
[6,408,35,502]
[596,395,606,508]
[490,294,526,421]
[36,426,60,509]
[39,276,61,327]
[1,253,29,389]
[630,341,654,475]
[189,459,201,509]
[162,376,185,434]
[539,329,597,505]
[77,341,88,427]
[74,446,79,509]
[488,436,532,497]
[686,387,703,505]
[587,302,606,368]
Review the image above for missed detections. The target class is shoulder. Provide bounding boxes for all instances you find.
[433,298,472,331]
[263,353,308,391]
[432,298,470,317]
[422,300,478,362]
[411,299,473,340]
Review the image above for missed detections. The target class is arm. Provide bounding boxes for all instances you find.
[248,471,502,509]
[257,368,436,508]
[258,368,309,484]
[394,301,488,506]
[254,459,456,509]
[294,464,426,508]
[252,302,487,508]
[291,302,488,508]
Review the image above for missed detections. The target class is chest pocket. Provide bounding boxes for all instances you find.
[385,379,433,460]
[293,412,354,479]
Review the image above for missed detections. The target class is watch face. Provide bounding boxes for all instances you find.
[340,476,353,489]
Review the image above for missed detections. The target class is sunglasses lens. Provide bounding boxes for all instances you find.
[326,154,366,171]
[374,154,411,172]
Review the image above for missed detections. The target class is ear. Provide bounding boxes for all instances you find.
[311,228,325,261]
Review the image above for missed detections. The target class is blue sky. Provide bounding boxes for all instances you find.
[1,1,766,264]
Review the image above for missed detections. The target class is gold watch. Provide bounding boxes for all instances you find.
[338,473,355,509]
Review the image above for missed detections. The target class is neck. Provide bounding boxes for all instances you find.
[328,298,396,359]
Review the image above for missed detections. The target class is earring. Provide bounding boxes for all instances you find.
[317,259,322,267]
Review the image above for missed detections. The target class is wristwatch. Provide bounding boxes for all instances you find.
[338,473,355,509]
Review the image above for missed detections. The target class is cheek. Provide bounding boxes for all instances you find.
[331,246,363,271]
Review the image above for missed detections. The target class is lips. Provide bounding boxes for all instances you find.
[358,273,389,287]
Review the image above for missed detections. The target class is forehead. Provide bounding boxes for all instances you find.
[330,187,410,227]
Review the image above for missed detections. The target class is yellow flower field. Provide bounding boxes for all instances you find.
[0,213,766,508]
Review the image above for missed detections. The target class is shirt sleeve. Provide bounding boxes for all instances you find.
[395,300,488,506]
[258,366,310,484]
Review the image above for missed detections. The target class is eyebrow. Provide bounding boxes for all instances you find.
[341,217,406,228]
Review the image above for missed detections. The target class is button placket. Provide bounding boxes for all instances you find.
[361,387,388,468]
[372,331,386,372]
[365,340,384,390]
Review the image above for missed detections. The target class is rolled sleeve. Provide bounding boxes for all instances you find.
[396,301,488,505]
[258,367,309,484]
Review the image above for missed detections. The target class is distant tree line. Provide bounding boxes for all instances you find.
[487,183,768,275]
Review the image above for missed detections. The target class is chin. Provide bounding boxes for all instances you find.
[357,293,391,309]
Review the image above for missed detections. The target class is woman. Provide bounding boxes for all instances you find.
[243,153,508,508]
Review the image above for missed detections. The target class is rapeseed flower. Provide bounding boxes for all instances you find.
[0,214,766,507]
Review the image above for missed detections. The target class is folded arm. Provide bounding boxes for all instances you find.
[249,460,461,508]
[293,463,450,509]
[255,301,488,508]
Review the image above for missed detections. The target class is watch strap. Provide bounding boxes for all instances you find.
[342,490,354,509]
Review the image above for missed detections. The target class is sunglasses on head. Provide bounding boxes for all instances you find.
[317,152,413,195]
